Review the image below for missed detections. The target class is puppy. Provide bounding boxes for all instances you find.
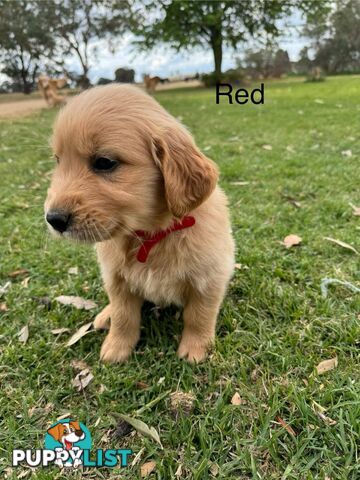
[45,84,235,363]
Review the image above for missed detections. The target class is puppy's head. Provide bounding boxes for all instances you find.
[45,84,218,242]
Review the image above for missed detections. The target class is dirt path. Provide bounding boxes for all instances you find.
[0,81,203,120]
[0,98,48,119]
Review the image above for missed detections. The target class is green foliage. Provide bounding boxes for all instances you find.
[0,76,360,478]
[0,0,55,93]
[305,0,360,74]
[42,0,140,87]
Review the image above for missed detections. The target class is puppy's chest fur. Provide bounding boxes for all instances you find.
[97,234,197,306]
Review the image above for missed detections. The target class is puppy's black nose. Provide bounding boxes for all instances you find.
[46,210,71,233]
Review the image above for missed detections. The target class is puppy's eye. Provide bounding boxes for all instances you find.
[93,157,118,172]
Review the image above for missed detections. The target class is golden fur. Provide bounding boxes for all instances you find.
[45,84,235,363]
[38,74,67,107]
[144,74,161,94]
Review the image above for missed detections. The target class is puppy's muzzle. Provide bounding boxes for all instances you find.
[46,209,71,233]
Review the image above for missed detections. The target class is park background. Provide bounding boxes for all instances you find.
[0,1,359,479]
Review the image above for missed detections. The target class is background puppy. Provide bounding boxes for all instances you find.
[45,85,235,363]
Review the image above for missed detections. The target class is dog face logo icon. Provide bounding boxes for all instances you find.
[44,419,91,468]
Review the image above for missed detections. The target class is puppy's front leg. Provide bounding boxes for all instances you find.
[100,279,143,364]
[177,287,224,363]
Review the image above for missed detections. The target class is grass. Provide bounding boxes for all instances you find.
[0,76,359,479]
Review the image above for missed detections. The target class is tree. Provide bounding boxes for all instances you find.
[0,0,55,93]
[307,0,360,73]
[138,0,327,82]
[44,0,140,88]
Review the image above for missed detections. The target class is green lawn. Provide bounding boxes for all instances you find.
[0,76,359,479]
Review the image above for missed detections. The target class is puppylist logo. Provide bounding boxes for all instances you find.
[12,419,132,469]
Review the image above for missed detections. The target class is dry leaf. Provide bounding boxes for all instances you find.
[283,234,302,248]
[230,181,250,186]
[57,412,71,421]
[231,392,243,405]
[262,144,272,151]
[312,402,337,425]
[131,447,145,467]
[316,356,338,375]
[341,149,352,157]
[276,416,296,436]
[349,203,360,216]
[0,281,11,295]
[286,145,295,153]
[66,322,93,347]
[170,391,195,416]
[119,414,162,448]
[21,277,31,288]
[234,263,249,270]
[140,461,156,477]
[0,303,9,312]
[210,463,219,476]
[314,98,324,104]
[68,267,78,275]
[72,368,94,391]
[323,237,358,255]
[8,268,29,278]
[175,464,183,477]
[55,295,97,310]
[136,381,149,390]
[51,327,70,335]
[18,325,29,344]
[71,359,89,371]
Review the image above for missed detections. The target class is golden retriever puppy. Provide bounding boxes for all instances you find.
[45,85,235,363]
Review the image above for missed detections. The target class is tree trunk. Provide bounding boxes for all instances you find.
[211,29,223,82]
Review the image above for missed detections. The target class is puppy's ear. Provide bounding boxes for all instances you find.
[47,423,65,442]
[151,130,218,218]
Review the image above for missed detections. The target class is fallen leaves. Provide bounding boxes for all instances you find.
[276,416,296,437]
[68,266,78,275]
[140,460,156,477]
[51,327,70,335]
[312,401,337,425]
[283,234,302,248]
[230,181,250,186]
[18,325,29,344]
[349,203,360,216]
[323,237,358,255]
[0,282,11,295]
[230,392,244,405]
[341,149,352,157]
[8,268,29,278]
[262,144,273,151]
[118,414,162,448]
[55,295,97,310]
[170,391,195,416]
[316,356,338,375]
[66,322,93,347]
[0,302,9,312]
[72,368,94,391]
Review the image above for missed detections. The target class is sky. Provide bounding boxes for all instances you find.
[0,10,309,85]
[64,11,308,83]
[69,32,308,84]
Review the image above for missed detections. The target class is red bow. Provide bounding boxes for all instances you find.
[134,216,195,263]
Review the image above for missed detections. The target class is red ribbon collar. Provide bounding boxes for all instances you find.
[134,216,195,263]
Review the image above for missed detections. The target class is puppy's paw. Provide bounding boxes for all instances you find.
[94,305,111,330]
[177,336,211,364]
[100,333,134,364]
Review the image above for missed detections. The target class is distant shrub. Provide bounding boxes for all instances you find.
[202,68,246,87]
[114,68,135,83]
[97,77,112,85]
